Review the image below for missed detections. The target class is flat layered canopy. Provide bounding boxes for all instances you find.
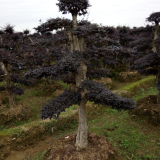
[146,12,160,23]
[56,0,91,16]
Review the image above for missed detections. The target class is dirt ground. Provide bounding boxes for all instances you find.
[0,102,31,126]
[0,125,46,160]
[0,77,159,159]
[45,131,121,160]
[5,131,121,160]
[129,95,160,126]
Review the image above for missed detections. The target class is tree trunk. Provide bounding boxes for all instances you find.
[0,35,2,44]
[75,62,88,151]
[8,85,16,107]
[157,66,160,104]
[125,62,130,72]
[123,58,130,72]
[75,98,88,150]
[5,64,15,107]
[0,62,15,107]
[152,22,160,103]
[67,13,88,150]
[28,36,34,44]
[152,22,159,53]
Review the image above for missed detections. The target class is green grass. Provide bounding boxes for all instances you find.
[9,117,36,128]
[0,75,159,159]
[0,127,23,137]
[118,76,156,91]
[32,90,43,96]
[15,95,23,101]
[60,105,78,117]
[87,108,160,159]
[0,81,6,86]
[57,81,68,89]
[132,86,158,102]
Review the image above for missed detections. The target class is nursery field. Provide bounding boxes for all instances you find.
[0,74,159,160]
[0,0,160,159]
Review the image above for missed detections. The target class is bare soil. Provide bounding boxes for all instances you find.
[117,71,144,82]
[129,95,160,126]
[0,102,31,126]
[43,131,121,160]
[0,125,46,160]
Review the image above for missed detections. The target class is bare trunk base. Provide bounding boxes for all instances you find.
[75,61,88,151]
[8,92,15,107]
[126,62,130,72]
[75,98,88,151]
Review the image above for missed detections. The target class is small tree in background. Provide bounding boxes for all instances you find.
[117,26,136,72]
[0,25,28,107]
[0,25,52,107]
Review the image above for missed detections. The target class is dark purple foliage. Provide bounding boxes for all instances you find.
[56,0,91,16]
[40,89,81,120]
[77,80,136,111]
[9,86,24,96]
[146,12,160,23]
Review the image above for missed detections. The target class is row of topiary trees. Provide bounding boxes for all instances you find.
[0,0,159,150]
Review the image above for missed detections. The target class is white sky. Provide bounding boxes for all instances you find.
[0,0,159,34]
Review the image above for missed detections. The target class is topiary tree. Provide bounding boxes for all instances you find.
[0,24,32,107]
[117,26,136,72]
[31,0,137,151]
[131,12,160,103]
[0,24,53,107]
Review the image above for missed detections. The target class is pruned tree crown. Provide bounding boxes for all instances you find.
[56,0,91,16]
[146,12,160,23]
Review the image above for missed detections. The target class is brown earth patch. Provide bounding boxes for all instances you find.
[0,125,45,160]
[51,89,65,98]
[45,131,121,160]
[0,102,31,126]
[93,77,115,89]
[117,71,143,82]
[129,95,160,126]
[34,83,63,97]
[0,91,8,105]
[0,101,110,160]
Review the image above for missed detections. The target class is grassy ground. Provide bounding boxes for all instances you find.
[118,76,156,92]
[0,76,160,160]
[87,107,160,159]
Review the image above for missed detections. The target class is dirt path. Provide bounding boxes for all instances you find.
[5,135,54,160]
[3,110,78,160]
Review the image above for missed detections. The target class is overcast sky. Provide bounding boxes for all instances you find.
[0,0,159,34]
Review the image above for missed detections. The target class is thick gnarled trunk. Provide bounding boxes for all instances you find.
[75,62,88,150]
[75,98,88,150]
[67,13,88,150]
